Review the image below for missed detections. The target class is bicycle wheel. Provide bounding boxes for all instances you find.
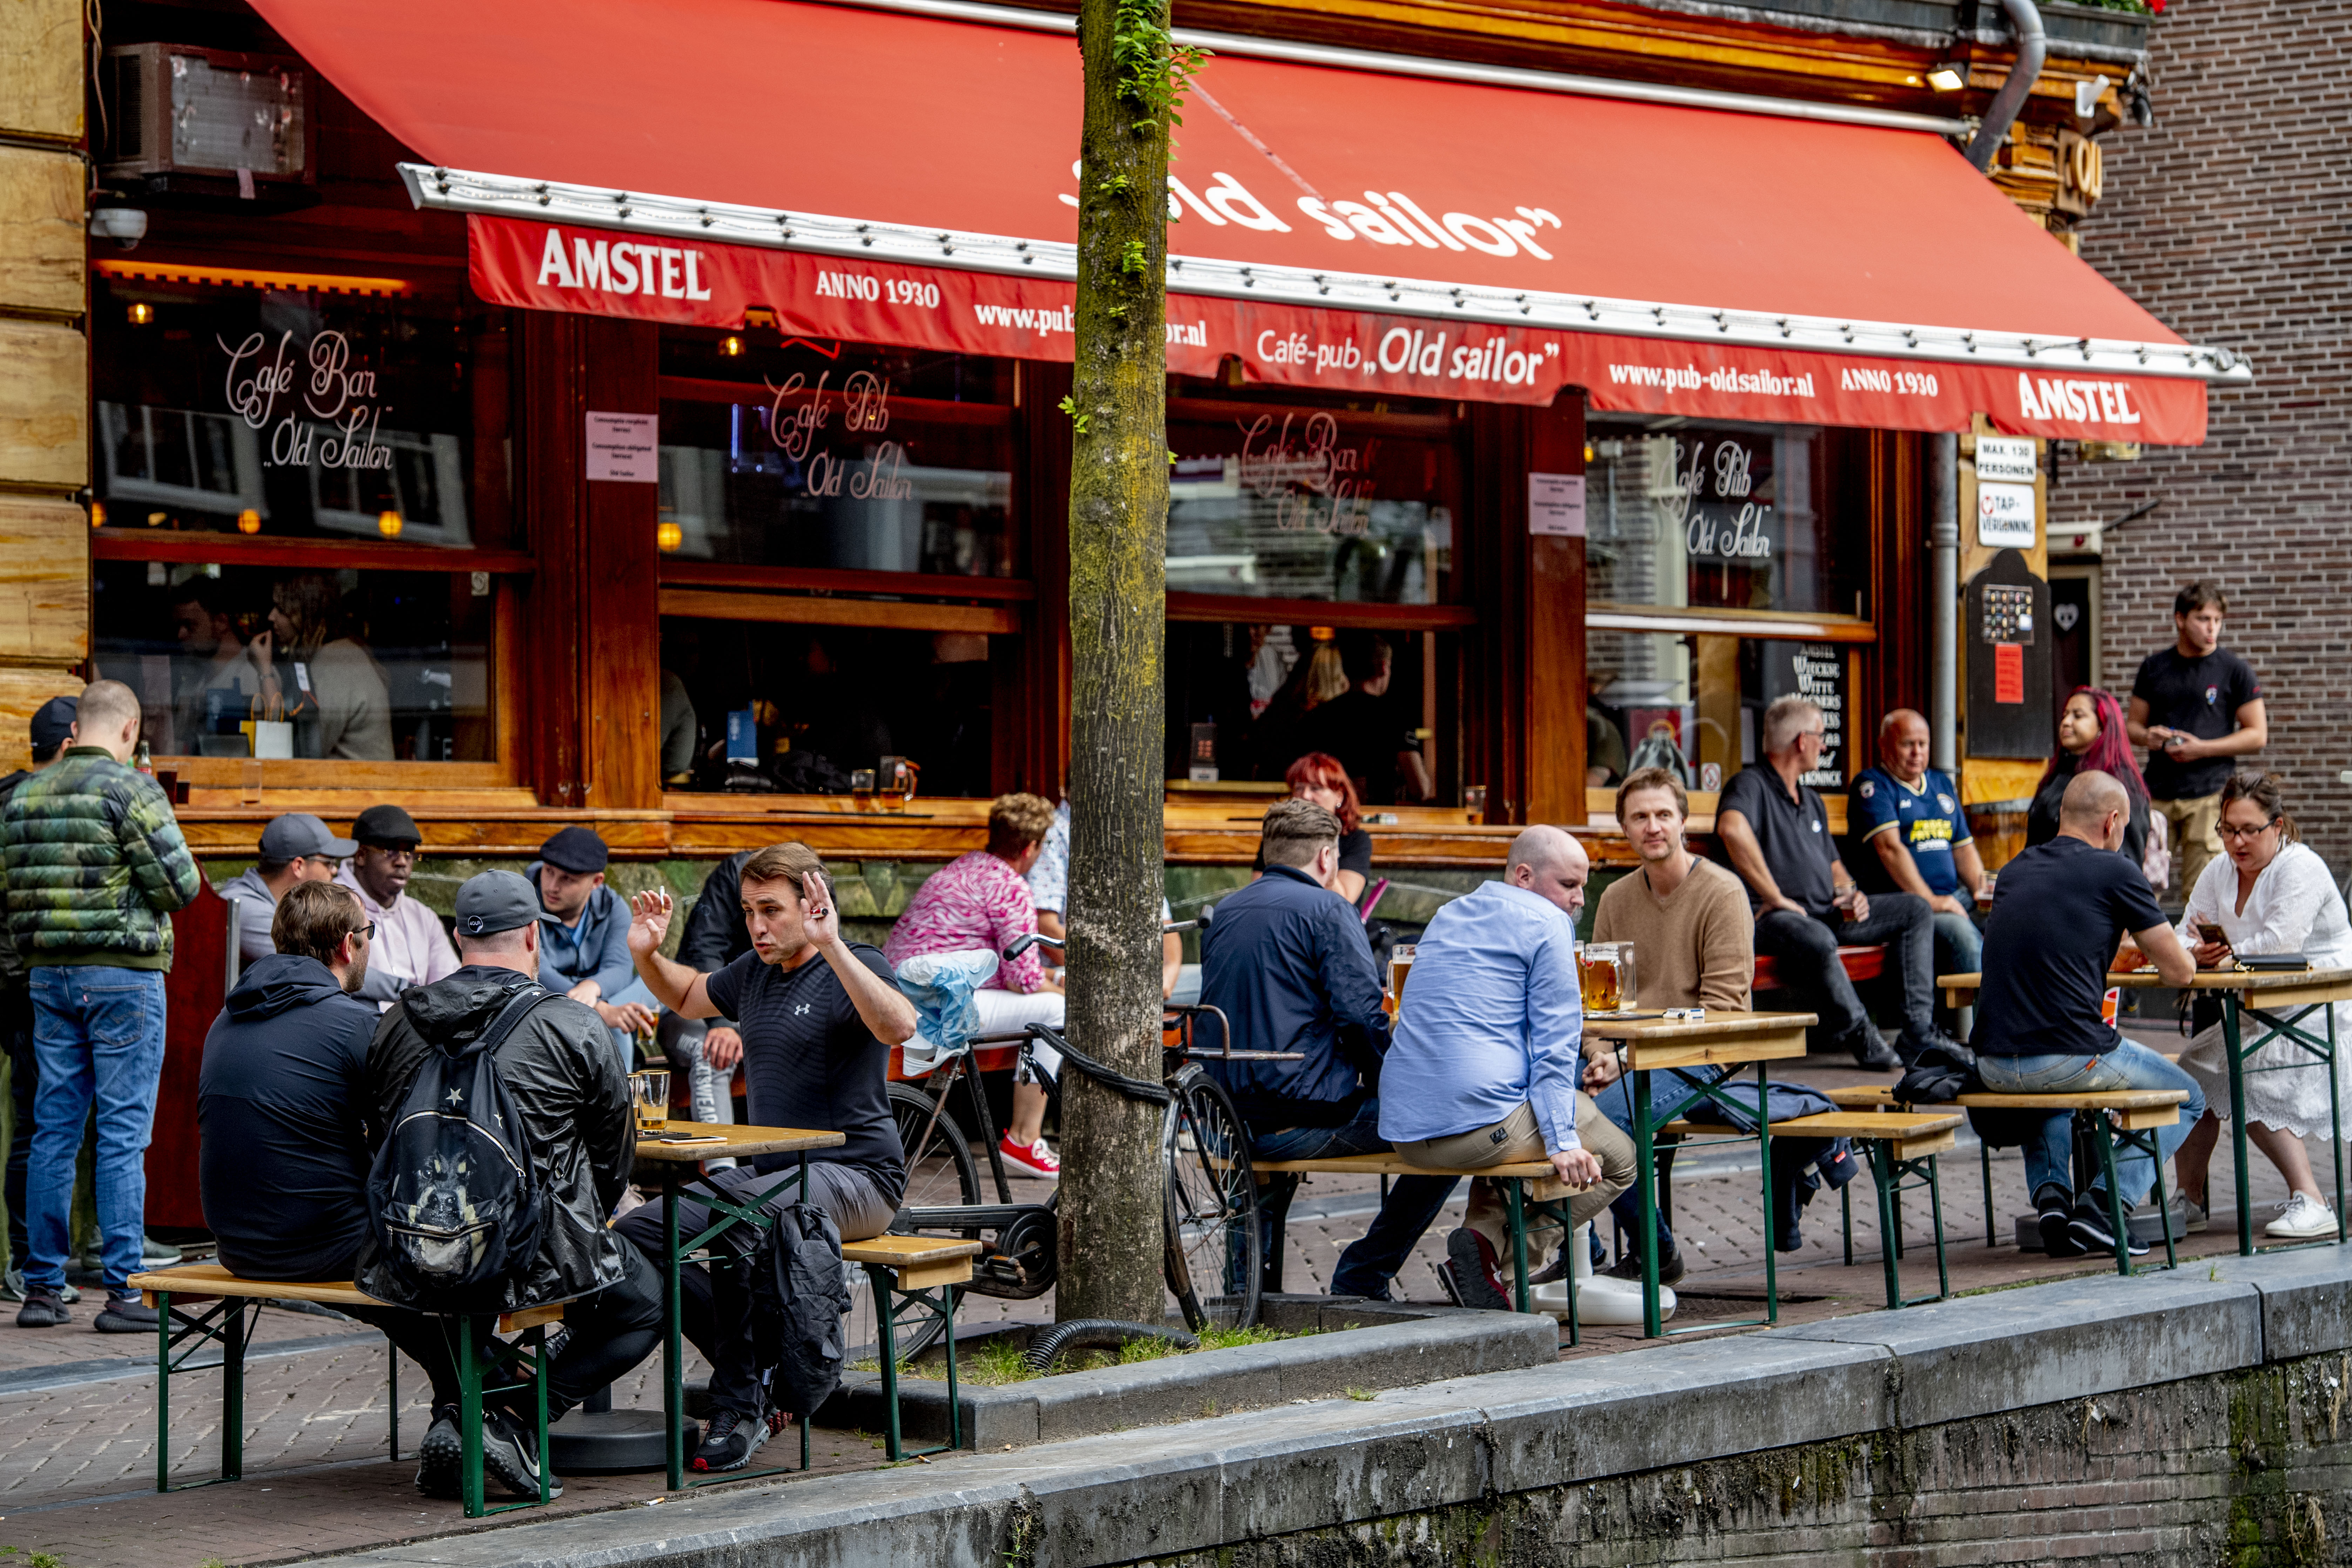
[1163,1065,1262,1332]
[845,1082,982,1368]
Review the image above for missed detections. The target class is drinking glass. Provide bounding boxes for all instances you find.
[629,1069,671,1133]
[1614,942,1637,1011]
[1579,942,1622,1014]
[849,768,877,806]
[1462,785,1488,826]
[1387,943,1417,1018]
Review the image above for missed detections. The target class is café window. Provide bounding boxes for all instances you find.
[1584,419,1867,619]
[1165,404,1459,603]
[656,338,1015,575]
[94,561,496,763]
[90,276,513,549]
[1587,629,1852,793]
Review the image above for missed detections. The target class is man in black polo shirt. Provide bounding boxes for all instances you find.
[1717,695,1950,1071]
[2126,580,2265,896]
[1973,770,2200,1256]
[618,840,915,1473]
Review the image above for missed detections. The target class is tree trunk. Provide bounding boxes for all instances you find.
[1056,0,1180,1323]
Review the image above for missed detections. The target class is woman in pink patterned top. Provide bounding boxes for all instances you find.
[884,793,1065,1178]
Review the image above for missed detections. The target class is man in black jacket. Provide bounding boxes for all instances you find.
[1199,799,1441,1300]
[359,871,661,1501]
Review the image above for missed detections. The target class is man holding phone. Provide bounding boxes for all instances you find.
[2127,581,2265,895]
[616,840,916,1473]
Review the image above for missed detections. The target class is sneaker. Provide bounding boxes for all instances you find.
[141,1233,183,1266]
[1602,1246,1687,1287]
[1444,1227,1513,1311]
[414,1405,462,1499]
[2036,1183,2080,1259]
[0,1267,23,1303]
[2069,1197,2148,1258]
[2169,1192,2210,1236]
[1434,1258,1465,1306]
[93,1292,160,1333]
[998,1135,1061,1181]
[691,1404,775,1473]
[15,1287,69,1328]
[1849,1031,1903,1071]
[478,1405,561,1499]
[2265,1191,2340,1241]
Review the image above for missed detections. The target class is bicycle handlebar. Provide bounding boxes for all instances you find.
[1002,901,1211,963]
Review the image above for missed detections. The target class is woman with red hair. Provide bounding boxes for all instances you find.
[2026,687,2153,872]
[1282,752,1376,904]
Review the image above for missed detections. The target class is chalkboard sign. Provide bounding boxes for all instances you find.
[1756,640,1848,789]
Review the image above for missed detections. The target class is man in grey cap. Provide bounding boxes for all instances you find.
[529,826,657,1066]
[217,814,359,964]
[358,870,660,1502]
[0,696,78,1304]
[336,804,458,1009]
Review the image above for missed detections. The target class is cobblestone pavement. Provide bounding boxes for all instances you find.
[0,1033,2329,1567]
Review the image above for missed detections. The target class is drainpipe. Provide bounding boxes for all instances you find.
[1929,433,1959,776]
[1965,0,2047,173]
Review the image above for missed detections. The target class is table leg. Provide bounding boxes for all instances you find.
[388,1337,400,1461]
[460,1317,485,1518]
[1757,1059,1778,1326]
[1634,1069,1660,1338]
[2225,996,2253,1256]
[2092,1121,2131,1278]
[663,1172,685,1491]
[1872,1141,1902,1311]
[1981,1142,1996,1249]
[222,1300,246,1482]
[2333,1004,2346,1245]
[1928,1155,1951,1300]
[1507,1180,1529,1315]
[155,1290,171,1493]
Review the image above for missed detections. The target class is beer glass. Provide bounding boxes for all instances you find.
[1614,942,1637,1011]
[1386,944,1417,1018]
[849,768,877,807]
[1579,942,1622,1014]
[1462,785,1487,826]
[629,1069,671,1133]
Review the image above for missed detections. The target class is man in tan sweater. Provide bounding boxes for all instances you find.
[1585,766,1754,1284]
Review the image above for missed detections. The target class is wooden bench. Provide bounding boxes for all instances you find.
[1752,945,1887,993]
[129,1263,566,1518]
[1822,1086,2190,1275]
[842,1235,982,1460]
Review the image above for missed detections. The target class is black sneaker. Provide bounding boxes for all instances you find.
[2069,1196,2148,1258]
[1444,1228,1512,1311]
[1602,1246,1687,1286]
[691,1404,777,1473]
[479,1405,561,1499]
[2037,1183,2081,1258]
[94,1292,160,1334]
[414,1405,462,1499]
[1849,1031,1904,1071]
[15,1288,70,1328]
[1434,1259,1465,1306]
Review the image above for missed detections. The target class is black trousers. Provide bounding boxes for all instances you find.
[347,1245,665,1422]
[1754,895,1938,1052]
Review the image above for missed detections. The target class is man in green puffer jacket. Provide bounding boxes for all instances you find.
[2,680,200,1332]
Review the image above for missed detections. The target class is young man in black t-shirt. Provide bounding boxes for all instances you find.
[1974,770,2202,1258]
[618,841,916,1472]
[2127,580,2266,895]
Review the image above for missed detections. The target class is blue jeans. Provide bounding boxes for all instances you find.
[1932,909,1982,978]
[1251,1097,1457,1299]
[1976,1038,2205,1205]
[1591,1066,1723,1257]
[25,967,168,1294]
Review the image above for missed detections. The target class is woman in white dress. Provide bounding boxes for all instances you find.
[2171,773,2352,1241]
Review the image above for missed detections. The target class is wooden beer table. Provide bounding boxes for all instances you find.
[1940,967,2352,1255]
[633,1121,846,1490]
[1583,1009,1817,1337]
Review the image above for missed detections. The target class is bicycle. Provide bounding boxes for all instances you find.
[851,914,1296,1368]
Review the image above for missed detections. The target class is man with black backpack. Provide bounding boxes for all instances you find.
[358,870,662,1502]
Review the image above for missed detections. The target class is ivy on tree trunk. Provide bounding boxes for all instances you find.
[1055,0,1197,1324]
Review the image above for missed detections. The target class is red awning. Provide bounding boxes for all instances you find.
[247,0,2239,441]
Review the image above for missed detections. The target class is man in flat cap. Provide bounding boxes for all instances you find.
[357,871,658,1502]
[217,813,359,964]
[336,804,457,1009]
[530,826,658,1066]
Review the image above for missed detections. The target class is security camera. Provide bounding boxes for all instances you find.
[88,207,148,249]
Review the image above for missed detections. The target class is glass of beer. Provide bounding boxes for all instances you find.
[849,768,876,807]
[1580,943,1623,1014]
[629,1069,671,1133]
[1387,944,1416,1018]
[1614,942,1637,1011]
[1462,785,1487,826]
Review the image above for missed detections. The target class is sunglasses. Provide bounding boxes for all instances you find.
[346,922,377,941]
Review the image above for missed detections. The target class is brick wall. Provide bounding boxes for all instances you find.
[2064,0,2352,884]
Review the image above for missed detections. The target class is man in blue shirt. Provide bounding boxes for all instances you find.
[1199,799,1430,1300]
[1380,826,1637,1310]
[531,826,658,1067]
[1850,709,1988,982]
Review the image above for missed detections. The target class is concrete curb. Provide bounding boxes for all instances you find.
[302,1246,2352,1568]
[819,1304,1558,1448]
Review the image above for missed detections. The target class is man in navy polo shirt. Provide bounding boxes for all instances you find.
[1851,709,1987,984]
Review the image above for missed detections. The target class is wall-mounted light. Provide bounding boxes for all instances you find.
[718,334,745,358]
[657,520,684,552]
[126,301,155,326]
[378,510,403,538]
[237,508,262,534]
[146,510,166,526]
[1927,62,1970,92]
[88,502,106,529]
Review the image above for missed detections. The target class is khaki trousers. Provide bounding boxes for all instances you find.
[2157,792,2222,897]
[1393,1096,1637,1264]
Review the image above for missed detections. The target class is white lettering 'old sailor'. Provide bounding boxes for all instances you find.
[536,229,713,302]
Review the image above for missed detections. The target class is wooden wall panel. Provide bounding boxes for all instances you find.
[1526,397,1588,825]
[0,0,82,141]
[518,311,587,807]
[0,318,85,489]
[0,664,83,772]
[0,495,88,662]
[580,317,662,810]
[0,147,81,313]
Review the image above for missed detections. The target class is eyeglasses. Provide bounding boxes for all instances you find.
[2216,819,2279,842]
[1798,728,1827,742]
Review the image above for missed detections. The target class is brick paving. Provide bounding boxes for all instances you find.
[0,1033,2330,1567]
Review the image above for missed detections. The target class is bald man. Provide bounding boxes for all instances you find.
[1379,826,1638,1311]
[1973,770,2201,1260]
[1851,709,1986,983]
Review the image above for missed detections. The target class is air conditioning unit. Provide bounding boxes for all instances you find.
[100,44,316,198]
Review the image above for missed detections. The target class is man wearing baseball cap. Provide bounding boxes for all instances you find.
[217,814,359,965]
[335,804,458,1009]
[530,826,658,1066]
[357,870,659,1501]
[0,696,79,1304]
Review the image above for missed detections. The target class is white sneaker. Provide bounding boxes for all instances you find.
[2264,1191,2339,1240]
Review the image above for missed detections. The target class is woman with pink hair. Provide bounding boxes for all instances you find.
[2025,686,2153,871]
